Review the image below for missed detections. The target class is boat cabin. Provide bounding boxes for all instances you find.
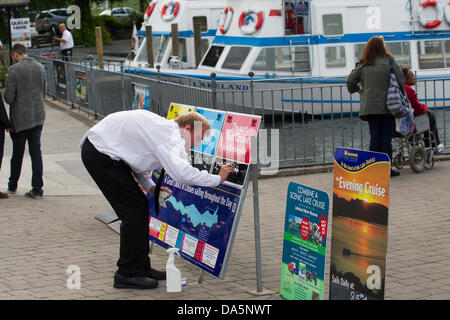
[131,0,227,70]
[195,0,450,80]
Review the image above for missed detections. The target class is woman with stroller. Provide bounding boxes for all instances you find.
[346,36,404,177]
[401,66,444,153]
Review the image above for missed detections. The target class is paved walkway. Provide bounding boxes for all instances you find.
[0,100,449,300]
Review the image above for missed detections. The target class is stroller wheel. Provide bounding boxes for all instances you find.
[425,152,435,170]
[393,152,404,169]
[409,146,426,173]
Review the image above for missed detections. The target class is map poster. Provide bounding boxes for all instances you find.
[53,60,67,100]
[133,84,151,110]
[329,148,390,300]
[148,173,242,279]
[75,71,87,104]
[280,182,329,300]
[167,103,195,120]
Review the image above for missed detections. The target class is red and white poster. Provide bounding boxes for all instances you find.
[216,113,261,164]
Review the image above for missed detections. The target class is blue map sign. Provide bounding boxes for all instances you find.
[148,172,242,279]
[280,182,329,300]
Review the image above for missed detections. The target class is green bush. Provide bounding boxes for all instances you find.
[71,16,112,47]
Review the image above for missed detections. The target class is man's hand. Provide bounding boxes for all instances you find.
[218,163,236,183]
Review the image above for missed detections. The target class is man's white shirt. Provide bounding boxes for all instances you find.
[60,30,74,50]
[80,110,221,191]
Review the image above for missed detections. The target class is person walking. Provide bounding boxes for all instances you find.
[0,91,11,199]
[53,23,74,61]
[346,36,405,177]
[80,110,235,289]
[4,44,46,198]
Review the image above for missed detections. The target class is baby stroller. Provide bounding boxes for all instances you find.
[392,113,436,173]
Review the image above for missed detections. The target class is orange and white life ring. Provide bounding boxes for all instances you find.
[238,9,264,35]
[418,0,443,29]
[144,2,156,21]
[219,7,233,34]
[161,0,180,21]
[444,2,450,23]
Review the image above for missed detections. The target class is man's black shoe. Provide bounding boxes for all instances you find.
[146,268,166,280]
[113,272,159,289]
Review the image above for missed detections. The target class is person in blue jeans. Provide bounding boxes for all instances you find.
[347,36,405,177]
[4,44,46,198]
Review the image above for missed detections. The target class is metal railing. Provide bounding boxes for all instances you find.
[31,54,450,169]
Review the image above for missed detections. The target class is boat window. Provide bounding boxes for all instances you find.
[355,42,411,66]
[201,45,225,67]
[193,16,208,32]
[222,47,251,70]
[418,40,445,69]
[136,39,148,64]
[285,1,309,35]
[153,35,170,63]
[322,14,343,36]
[445,40,450,67]
[178,38,187,62]
[386,42,411,66]
[200,39,210,58]
[252,47,291,71]
[136,36,171,65]
[252,47,310,72]
[325,46,346,68]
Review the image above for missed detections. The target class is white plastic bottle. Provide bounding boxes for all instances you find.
[166,248,182,292]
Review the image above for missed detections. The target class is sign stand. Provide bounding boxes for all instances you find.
[198,270,205,284]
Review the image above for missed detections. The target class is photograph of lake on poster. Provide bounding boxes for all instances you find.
[330,194,388,299]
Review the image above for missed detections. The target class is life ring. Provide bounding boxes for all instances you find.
[219,7,233,34]
[161,0,180,21]
[144,2,156,21]
[418,0,443,29]
[238,10,264,35]
[445,2,450,23]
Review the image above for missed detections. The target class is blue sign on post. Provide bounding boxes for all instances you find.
[280,182,330,300]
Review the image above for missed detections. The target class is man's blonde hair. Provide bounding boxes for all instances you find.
[175,112,210,131]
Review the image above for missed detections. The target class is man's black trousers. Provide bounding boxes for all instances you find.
[81,138,151,277]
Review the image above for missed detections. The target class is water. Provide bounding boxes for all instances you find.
[261,110,449,169]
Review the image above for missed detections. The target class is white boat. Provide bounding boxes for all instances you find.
[127,0,450,115]
[128,0,227,70]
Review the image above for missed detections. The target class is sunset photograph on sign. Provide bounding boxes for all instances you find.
[330,148,390,300]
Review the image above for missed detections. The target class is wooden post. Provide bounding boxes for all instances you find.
[171,23,179,58]
[193,22,202,67]
[146,25,154,67]
[95,27,104,70]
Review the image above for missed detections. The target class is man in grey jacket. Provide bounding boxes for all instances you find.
[4,44,46,198]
